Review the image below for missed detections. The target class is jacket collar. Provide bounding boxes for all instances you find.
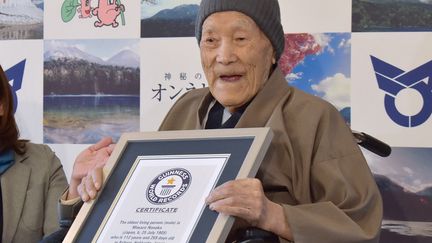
[196,67,290,128]
[236,67,290,128]
[1,150,30,243]
[197,91,214,129]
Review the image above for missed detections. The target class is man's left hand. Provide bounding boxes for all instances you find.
[206,178,293,240]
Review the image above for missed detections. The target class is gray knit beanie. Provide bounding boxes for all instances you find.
[195,0,285,61]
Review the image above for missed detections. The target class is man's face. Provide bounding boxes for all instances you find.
[200,11,275,112]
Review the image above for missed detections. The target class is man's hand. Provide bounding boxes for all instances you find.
[67,137,115,200]
[77,166,104,202]
[206,178,293,240]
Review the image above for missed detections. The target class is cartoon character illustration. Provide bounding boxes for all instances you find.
[92,0,125,28]
[61,0,126,27]
[77,0,92,18]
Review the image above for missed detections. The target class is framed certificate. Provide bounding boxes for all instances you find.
[64,127,273,243]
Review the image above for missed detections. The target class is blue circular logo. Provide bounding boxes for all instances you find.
[371,56,432,128]
[384,82,432,127]
[146,168,192,205]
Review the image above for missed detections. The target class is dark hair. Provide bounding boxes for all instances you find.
[0,65,26,154]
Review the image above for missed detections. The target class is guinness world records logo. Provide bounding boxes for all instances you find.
[146,168,192,205]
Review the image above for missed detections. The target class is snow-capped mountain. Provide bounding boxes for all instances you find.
[151,4,198,20]
[106,49,140,68]
[0,0,43,24]
[44,46,106,65]
[45,46,140,68]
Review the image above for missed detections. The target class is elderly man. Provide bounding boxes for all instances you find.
[69,0,382,242]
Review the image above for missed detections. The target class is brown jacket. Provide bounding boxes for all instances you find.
[1,143,67,243]
[159,67,382,243]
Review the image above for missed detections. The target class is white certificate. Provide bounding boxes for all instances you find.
[95,154,229,243]
[64,128,273,243]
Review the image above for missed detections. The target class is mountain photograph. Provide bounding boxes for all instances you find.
[375,174,432,221]
[141,0,199,37]
[43,39,140,144]
[364,147,432,242]
[352,0,432,31]
[0,0,44,39]
[44,40,140,95]
[374,173,432,243]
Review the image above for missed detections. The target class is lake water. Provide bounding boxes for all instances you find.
[44,96,139,144]
[380,220,432,243]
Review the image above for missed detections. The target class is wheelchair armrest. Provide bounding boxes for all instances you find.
[234,227,280,243]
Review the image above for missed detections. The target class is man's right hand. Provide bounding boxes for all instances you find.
[67,137,115,200]
[77,166,104,202]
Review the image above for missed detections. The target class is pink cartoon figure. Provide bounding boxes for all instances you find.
[77,0,92,18]
[92,0,125,28]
